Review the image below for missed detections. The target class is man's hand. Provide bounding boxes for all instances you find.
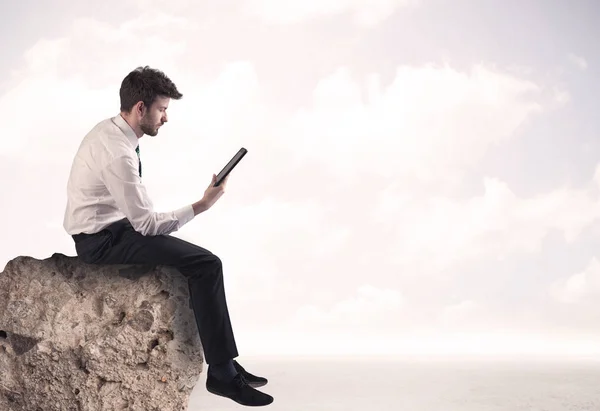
[193,174,229,215]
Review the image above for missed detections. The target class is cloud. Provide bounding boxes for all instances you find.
[16,11,194,83]
[439,300,479,327]
[553,87,570,105]
[372,175,600,274]
[281,64,543,182]
[567,53,588,70]
[549,256,600,305]
[289,284,404,331]
[0,10,196,160]
[4,7,596,357]
[243,0,419,27]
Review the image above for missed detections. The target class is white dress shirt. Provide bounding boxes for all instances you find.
[63,114,195,236]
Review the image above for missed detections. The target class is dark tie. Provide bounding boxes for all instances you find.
[135,145,142,177]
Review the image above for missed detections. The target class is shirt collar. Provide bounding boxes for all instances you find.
[112,114,140,149]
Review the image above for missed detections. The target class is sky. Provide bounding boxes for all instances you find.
[2,0,600,358]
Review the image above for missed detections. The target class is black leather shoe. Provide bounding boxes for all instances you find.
[233,360,269,388]
[206,373,273,406]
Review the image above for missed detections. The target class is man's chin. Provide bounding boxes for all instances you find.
[143,128,159,137]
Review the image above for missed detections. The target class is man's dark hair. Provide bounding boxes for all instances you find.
[119,66,183,113]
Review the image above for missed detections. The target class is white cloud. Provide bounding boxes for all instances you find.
[549,257,600,305]
[3,7,597,357]
[187,197,328,286]
[0,11,196,160]
[373,175,600,274]
[243,0,419,27]
[162,62,267,147]
[15,11,194,83]
[289,284,403,331]
[281,64,543,182]
[553,87,571,105]
[567,53,588,70]
[439,300,479,327]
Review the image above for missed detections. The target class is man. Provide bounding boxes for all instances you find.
[63,66,273,407]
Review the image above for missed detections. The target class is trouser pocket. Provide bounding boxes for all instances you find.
[75,230,113,264]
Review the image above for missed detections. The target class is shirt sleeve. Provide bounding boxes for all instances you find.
[100,154,195,236]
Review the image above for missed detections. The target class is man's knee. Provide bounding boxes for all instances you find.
[195,252,221,266]
[208,254,223,274]
[212,254,222,266]
[187,253,223,276]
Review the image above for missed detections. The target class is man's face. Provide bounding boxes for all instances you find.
[140,96,169,137]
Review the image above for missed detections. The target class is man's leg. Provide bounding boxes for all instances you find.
[72,218,237,365]
[72,218,274,406]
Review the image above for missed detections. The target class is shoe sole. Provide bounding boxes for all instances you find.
[206,385,273,407]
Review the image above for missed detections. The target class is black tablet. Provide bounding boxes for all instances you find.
[214,147,248,186]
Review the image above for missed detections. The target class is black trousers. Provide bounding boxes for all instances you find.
[71,217,239,365]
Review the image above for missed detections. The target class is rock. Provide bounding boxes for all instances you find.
[0,253,204,411]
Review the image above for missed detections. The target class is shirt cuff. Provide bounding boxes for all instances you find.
[175,204,195,229]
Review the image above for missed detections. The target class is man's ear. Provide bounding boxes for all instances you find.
[135,101,145,117]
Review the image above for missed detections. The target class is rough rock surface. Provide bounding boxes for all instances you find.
[0,253,204,411]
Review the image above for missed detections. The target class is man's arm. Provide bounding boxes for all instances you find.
[100,154,195,236]
[192,199,209,216]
